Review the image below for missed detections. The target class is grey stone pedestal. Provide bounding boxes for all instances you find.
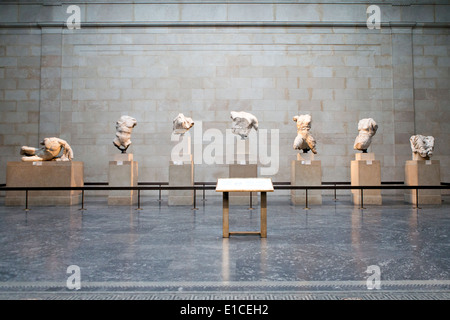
[168,160,194,206]
[108,154,138,206]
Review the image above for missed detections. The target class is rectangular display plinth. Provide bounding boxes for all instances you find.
[108,158,138,206]
[5,161,84,206]
[351,153,382,205]
[291,159,322,205]
[404,160,441,205]
[113,153,134,162]
[168,160,194,206]
[228,163,258,206]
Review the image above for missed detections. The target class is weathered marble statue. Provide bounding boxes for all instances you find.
[353,118,378,153]
[230,111,259,140]
[113,115,137,153]
[293,114,317,154]
[173,113,194,135]
[21,137,73,162]
[410,134,435,160]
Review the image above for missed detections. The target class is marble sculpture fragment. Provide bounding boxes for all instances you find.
[21,137,74,162]
[113,115,137,153]
[292,114,317,154]
[353,118,378,153]
[230,111,259,140]
[173,113,194,135]
[410,134,435,160]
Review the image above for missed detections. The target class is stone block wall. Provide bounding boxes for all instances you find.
[0,1,448,197]
[0,28,41,169]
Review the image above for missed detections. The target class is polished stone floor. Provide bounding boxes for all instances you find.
[0,193,449,300]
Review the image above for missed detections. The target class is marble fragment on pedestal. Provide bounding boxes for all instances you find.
[405,135,441,205]
[169,118,194,205]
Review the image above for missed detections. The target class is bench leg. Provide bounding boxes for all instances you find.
[260,192,267,238]
[223,192,229,238]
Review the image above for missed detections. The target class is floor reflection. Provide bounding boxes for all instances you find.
[0,195,448,287]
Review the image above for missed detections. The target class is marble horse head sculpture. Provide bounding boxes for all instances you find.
[172,113,194,135]
[230,111,259,140]
[410,134,435,160]
[293,114,317,154]
[21,137,74,162]
[353,118,378,153]
[113,115,137,153]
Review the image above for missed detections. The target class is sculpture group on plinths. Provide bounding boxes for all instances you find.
[291,114,321,205]
[5,109,445,209]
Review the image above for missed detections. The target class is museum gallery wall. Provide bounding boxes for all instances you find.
[0,1,449,196]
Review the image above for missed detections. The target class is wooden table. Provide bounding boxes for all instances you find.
[216,178,274,238]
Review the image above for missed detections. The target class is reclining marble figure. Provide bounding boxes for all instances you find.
[113,115,137,153]
[230,111,259,140]
[293,114,317,154]
[410,134,435,160]
[21,137,74,161]
[353,118,378,153]
[172,113,194,135]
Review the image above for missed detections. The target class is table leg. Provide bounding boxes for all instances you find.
[260,192,267,238]
[223,192,229,238]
